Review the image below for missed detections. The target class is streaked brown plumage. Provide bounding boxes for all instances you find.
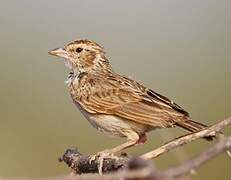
[49,39,213,158]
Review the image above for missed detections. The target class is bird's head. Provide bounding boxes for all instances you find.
[49,39,112,74]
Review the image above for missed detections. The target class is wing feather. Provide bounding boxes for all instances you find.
[73,74,188,128]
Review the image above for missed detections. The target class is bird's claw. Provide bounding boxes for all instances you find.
[89,154,98,164]
[89,150,118,175]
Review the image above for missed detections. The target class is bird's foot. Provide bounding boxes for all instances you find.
[89,150,119,175]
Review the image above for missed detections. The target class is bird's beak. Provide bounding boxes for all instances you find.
[48,48,68,59]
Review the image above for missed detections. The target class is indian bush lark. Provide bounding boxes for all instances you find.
[49,39,213,160]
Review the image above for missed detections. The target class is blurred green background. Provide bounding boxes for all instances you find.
[0,0,230,179]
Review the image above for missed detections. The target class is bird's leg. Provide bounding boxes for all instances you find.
[90,131,145,174]
[102,133,147,154]
[96,139,138,175]
[103,139,138,154]
[97,131,141,157]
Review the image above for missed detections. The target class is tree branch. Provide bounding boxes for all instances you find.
[1,136,231,180]
[59,116,231,176]
[59,149,129,174]
[123,135,231,179]
[141,116,231,160]
[163,136,231,178]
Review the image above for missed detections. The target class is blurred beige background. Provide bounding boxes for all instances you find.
[0,0,230,179]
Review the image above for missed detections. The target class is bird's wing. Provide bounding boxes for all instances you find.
[75,75,189,128]
[146,89,189,116]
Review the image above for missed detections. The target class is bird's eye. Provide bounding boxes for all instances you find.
[76,47,83,53]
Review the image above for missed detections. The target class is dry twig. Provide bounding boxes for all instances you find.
[59,149,129,174]
[141,116,231,160]
[59,116,231,177]
[163,136,231,178]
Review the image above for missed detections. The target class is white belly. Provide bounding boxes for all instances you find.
[73,101,149,137]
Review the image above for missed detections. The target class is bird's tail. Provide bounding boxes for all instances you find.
[176,119,215,141]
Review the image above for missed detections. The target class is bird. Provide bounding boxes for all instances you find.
[48,39,213,159]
